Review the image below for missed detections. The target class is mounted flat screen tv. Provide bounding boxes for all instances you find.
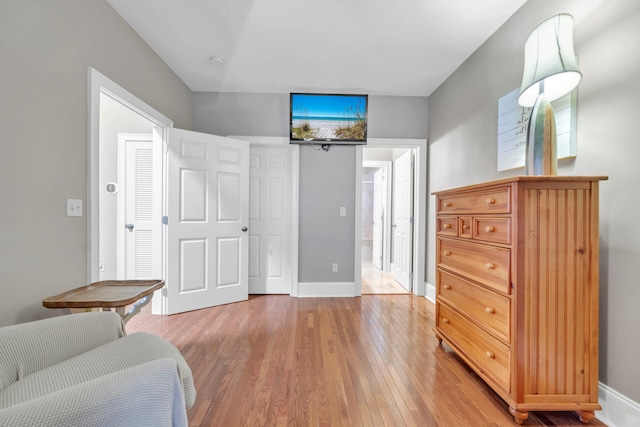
[290,93,368,144]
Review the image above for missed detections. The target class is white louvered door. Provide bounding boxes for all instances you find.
[123,137,161,280]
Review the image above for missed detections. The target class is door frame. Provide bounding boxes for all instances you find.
[87,67,172,312]
[355,138,427,297]
[362,160,392,272]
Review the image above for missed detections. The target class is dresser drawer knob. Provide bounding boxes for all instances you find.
[486,351,495,359]
[443,251,451,257]
[485,226,494,233]
[443,223,452,229]
[442,318,449,324]
[486,198,495,205]
[485,307,495,314]
[485,263,495,270]
[443,284,452,290]
[444,202,452,207]
[462,225,470,230]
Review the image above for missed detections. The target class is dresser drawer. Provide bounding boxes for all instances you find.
[459,217,472,238]
[473,217,511,244]
[437,216,458,237]
[437,270,510,343]
[438,238,511,294]
[438,303,510,393]
[438,187,510,214]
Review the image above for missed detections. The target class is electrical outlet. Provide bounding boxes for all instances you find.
[332,263,339,273]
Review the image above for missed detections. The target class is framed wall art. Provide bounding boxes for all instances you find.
[497,87,577,171]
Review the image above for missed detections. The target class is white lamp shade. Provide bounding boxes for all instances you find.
[518,14,581,107]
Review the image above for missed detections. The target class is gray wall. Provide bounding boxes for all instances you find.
[0,0,193,327]
[299,146,356,281]
[194,93,290,137]
[193,92,428,282]
[428,0,640,404]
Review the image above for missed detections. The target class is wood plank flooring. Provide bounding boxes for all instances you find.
[126,295,606,426]
[361,260,409,294]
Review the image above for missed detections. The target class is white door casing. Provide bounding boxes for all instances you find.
[166,129,250,314]
[357,142,426,298]
[88,68,173,286]
[372,167,385,271]
[391,150,414,291]
[89,69,254,314]
[248,146,292,294]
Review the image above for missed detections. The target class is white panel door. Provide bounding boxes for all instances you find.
[391,151,413,291]
[166,129,249,314]
[371,167,385,271]
[248,146,292,294]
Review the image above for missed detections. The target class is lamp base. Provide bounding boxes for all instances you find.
[525,94,557,176]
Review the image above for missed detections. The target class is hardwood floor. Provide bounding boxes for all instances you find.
[361,260,409,294]
[126,295,606,426]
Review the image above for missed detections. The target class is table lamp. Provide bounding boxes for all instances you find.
[517,14,581,175]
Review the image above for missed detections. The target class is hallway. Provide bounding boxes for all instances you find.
[361,260,409,294]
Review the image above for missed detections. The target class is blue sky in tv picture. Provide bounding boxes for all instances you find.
[291,94,366,120]
[290,93,367,141]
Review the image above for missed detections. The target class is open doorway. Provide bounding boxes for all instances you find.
[355,139,427,297]
[88,68,172,314]
[99,99,160,284]
[89,68,252,316]
[360,149,412,294]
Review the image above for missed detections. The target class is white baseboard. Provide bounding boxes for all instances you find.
[298,282,356,297]
[597,382,640,427]
[425,281,436,303]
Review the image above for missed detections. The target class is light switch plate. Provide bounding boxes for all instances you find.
[67,199,83,217]
[339,206,346,217]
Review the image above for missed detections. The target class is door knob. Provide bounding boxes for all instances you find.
[242,226,248,232]
[125,223,134,231]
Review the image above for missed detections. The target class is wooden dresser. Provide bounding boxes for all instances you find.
[433,176,606,424]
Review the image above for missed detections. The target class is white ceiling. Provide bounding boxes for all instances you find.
[107,0,528,96]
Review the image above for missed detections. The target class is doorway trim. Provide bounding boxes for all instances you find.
[87,67,172,288]
[355,138,427,297]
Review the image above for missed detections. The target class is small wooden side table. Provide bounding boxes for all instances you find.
[42,280,164,324]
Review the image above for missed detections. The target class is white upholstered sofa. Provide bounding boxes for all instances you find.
[0,311,195,427]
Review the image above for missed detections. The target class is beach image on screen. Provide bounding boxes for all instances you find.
[291,94,367,141]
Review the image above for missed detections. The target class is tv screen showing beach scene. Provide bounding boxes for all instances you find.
[290,93,368,144]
